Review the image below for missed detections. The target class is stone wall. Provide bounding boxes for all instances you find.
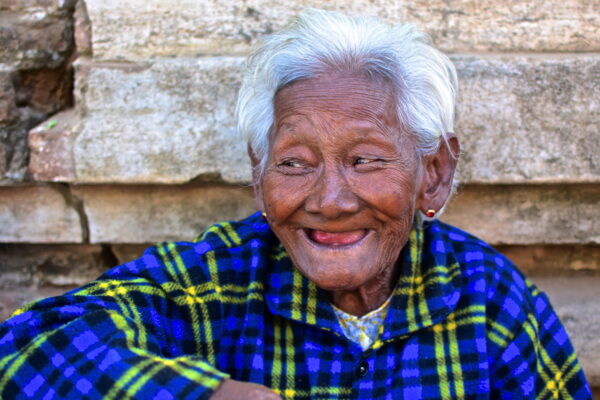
[0,0,599,389]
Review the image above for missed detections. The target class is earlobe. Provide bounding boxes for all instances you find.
[417,135,460,213]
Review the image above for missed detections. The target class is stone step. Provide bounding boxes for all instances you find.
[84,0,600,61]
[0,185,82,243]
[1,184,599,245]
[71,184,257,243]
[441,184,600,245]
[27,54,600,185]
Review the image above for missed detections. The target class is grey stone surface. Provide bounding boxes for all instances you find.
[0,185,82,242]
[455,55,600,184]
[57,55,600,185]
[72,184,257,243]
[533,276,600,386]
[73,58,251,183]
[85,0,600,61]
[441,184,600,245]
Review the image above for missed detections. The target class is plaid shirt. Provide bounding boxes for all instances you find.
[0,212,591,399]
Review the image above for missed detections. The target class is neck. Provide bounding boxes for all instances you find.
[330,263,400,317]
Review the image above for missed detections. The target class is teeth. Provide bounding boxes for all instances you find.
[308,229,366,246]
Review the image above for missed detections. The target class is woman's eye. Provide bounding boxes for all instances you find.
[354,157,378,165]
[280,160,302,168]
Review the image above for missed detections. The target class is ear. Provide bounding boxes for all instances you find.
[416,134,460,214]
[247,144,265,211]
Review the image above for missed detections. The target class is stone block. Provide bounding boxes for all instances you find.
[455,55,600,184]
[72,185,257,243]
[29,110,77,181]
[85,0,600,61]
[441,184,600,245]
[73,58,250,184]
[61,55,599,185]
[0,185,82,242]
[497,245,600,276]
[533,276,600,386]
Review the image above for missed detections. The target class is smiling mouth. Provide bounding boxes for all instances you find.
[304,228,369,247]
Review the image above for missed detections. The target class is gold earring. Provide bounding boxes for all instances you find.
[261,211,267,218]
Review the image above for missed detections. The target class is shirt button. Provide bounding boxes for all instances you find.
[355,360,369,378]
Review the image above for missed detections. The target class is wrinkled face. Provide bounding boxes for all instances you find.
[256,73,426,292]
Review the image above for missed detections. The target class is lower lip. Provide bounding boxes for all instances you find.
[305,229,368,247]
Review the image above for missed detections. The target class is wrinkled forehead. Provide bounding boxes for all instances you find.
[273,73,400,130]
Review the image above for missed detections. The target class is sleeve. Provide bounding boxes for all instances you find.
[489,284,592,400]
[0,244,229,400]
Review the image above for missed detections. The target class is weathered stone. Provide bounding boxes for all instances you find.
[73,58,251,183]
[73,0,92,56]
[455,55,600,183]
[0,286,73,322]
[0,7,74,70]
[29,110,77,181]
[0,107,46,182]
[441,185,600,245]
[0,185,82,242]
[497,245,600,276]
[0,242,115,321]
[111,244,152,264]
[0,0,77,12]
[72,185,257,243]
[533,276,600,386]
[0,243,111,289]
[85,0,600,61]
[64,55,599,184]
[0,143,7,176]
[17,67,74,115]
[0,71,18,125]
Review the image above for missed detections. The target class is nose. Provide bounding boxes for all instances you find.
[305,166,360,219]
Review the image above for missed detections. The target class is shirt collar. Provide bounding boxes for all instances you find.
[264,220,463,341]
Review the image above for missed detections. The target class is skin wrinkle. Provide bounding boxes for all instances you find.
[252,72,459,317]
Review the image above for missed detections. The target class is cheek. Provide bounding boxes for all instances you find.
[351,171,419,219]
[261,175,308,221]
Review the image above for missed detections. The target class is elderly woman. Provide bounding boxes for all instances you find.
[0,9,592,400]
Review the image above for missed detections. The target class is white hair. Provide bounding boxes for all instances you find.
[236,8,458,176]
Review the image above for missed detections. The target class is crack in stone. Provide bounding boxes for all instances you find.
[49,183,90,243]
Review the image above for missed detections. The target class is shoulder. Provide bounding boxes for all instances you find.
[429,220,530,292]
[428,220,541,335]
[71,212,276,298]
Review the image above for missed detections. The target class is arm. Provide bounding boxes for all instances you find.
[0,245,279,399]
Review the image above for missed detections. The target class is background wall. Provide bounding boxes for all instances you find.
[0,0,598,392]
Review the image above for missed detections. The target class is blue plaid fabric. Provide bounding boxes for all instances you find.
[0,212,591,399]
